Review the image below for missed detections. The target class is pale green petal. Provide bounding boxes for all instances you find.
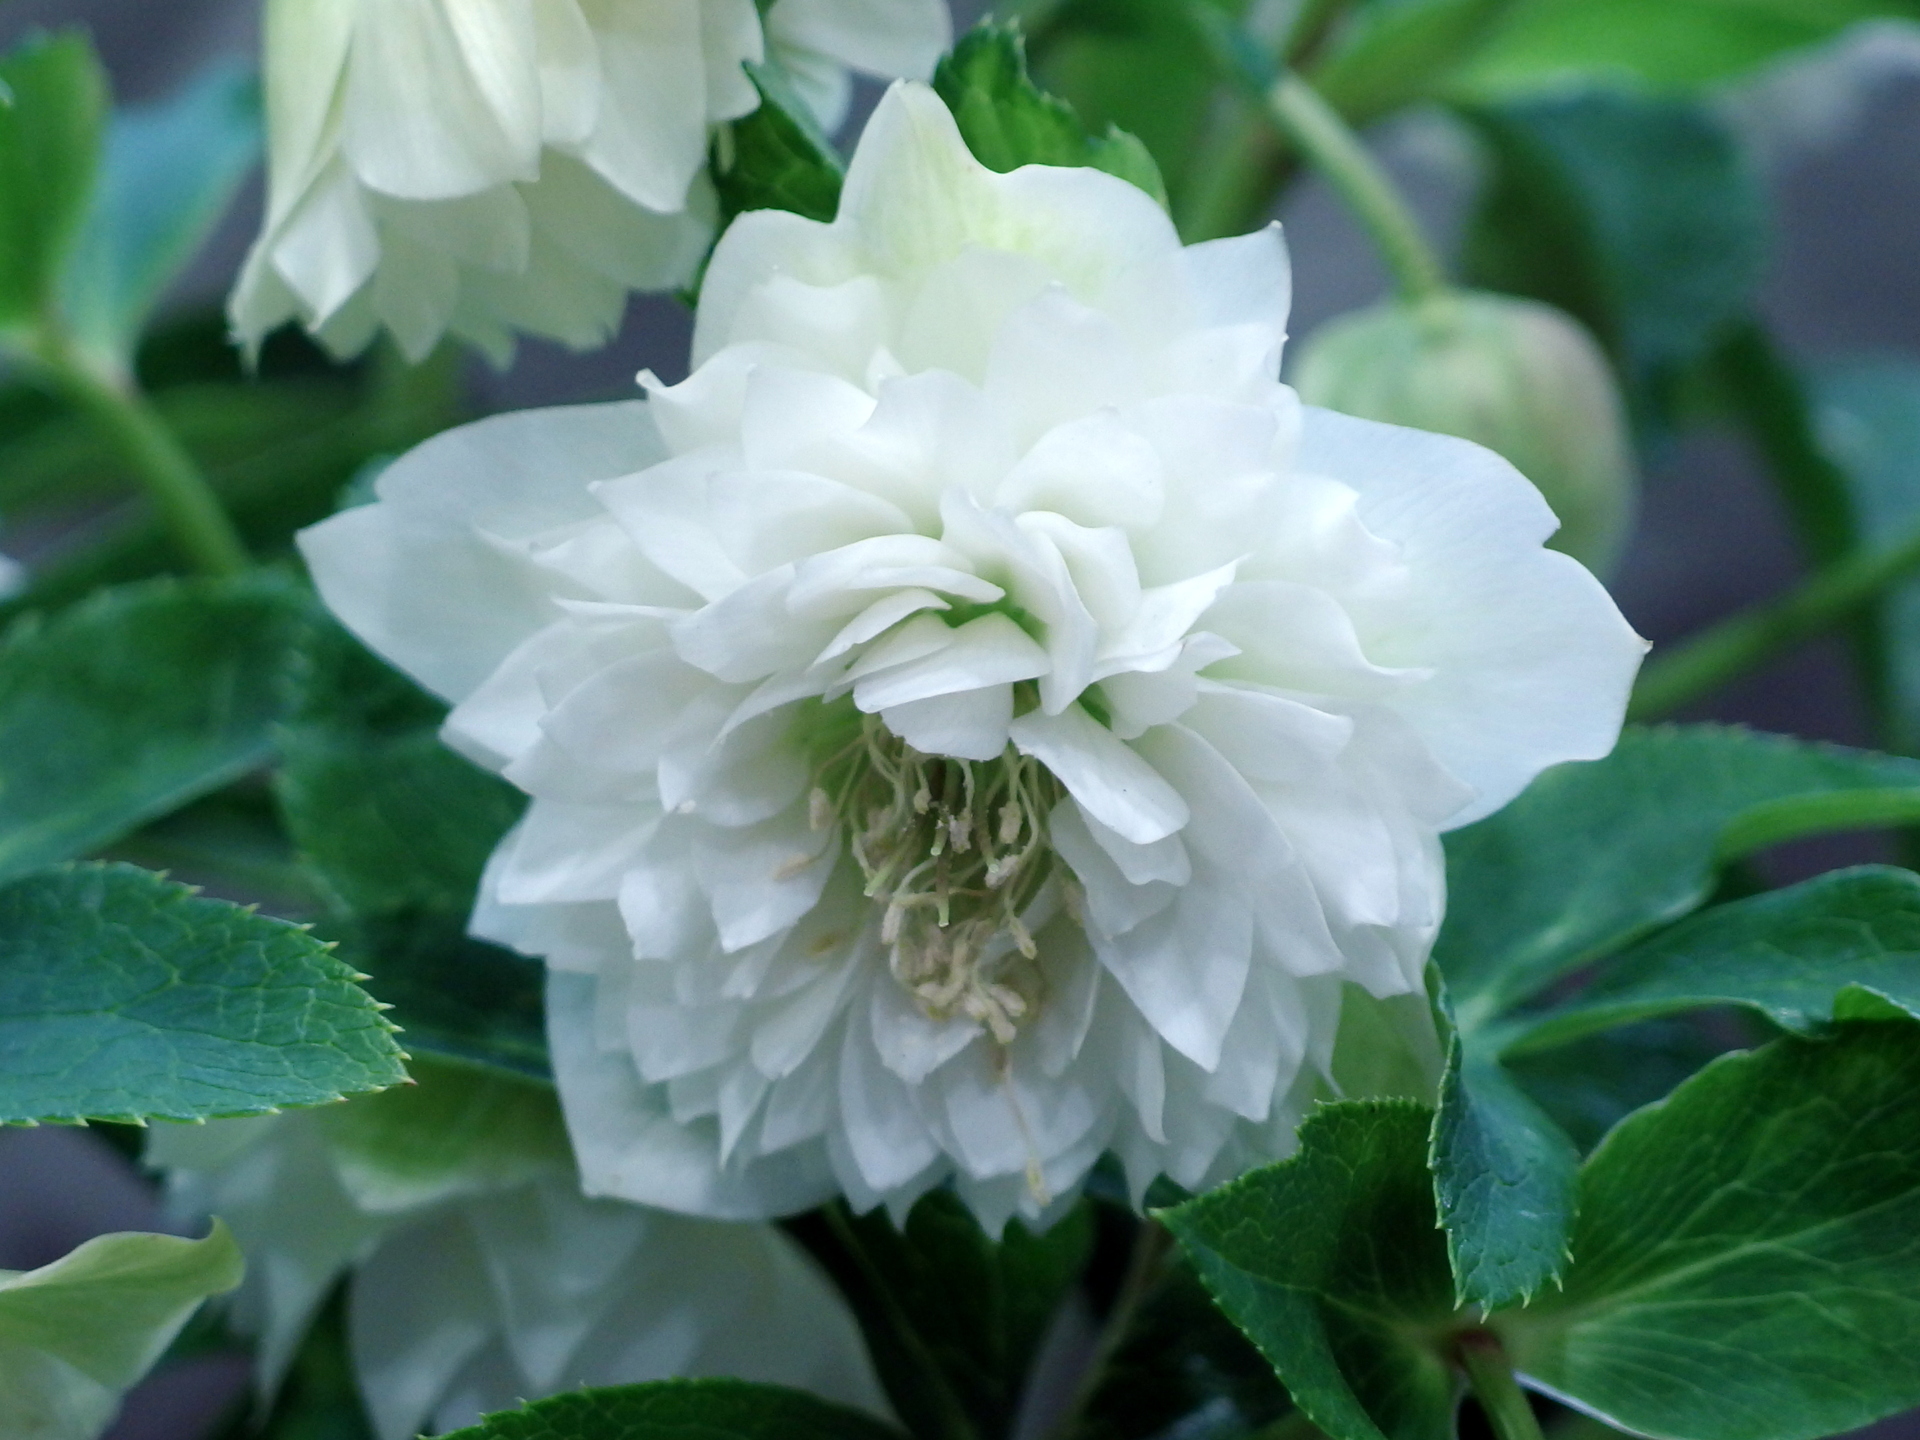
[0,1225,243,1440]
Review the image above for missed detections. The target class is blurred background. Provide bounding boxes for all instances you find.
[3,0,1919,1435]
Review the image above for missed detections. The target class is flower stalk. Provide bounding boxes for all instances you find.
[1264,71,1448,303]
[1629,522,1920,721]
[34,330,250,577]
[1456,1332,1546,1440]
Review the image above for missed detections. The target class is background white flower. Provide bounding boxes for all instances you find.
[149,1063,882,1440]
[300,82,1646,1231]
[230,0,951,363]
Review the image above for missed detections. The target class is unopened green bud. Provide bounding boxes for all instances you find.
[1292,291,1637,575]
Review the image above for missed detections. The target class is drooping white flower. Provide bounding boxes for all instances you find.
[299,83,1646,1230]
[230,0,951,363]
[148,1064,882,1440]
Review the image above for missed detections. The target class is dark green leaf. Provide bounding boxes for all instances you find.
[1073,1253,1291,1440]
[935,23,1167,205]
[714,62,844,228]
[1496,1023,1920,1440]
[0,861,404,1124]
[1163,1103,1460,1440]
[330,913,549,1078]
[1023,0,1224,215]
[0,377,359,517]
[1500,865,1920,1053]
[1435,725,1920,1025]
[1814,354,1920,751]
[0,32,105,335]
[439,1380,908,1440]
[1311,0,1520,129]
[236,1286,377,1440]
[60,61,260,369]
[1456,0,1920,95]
[1456,90,1766,413]
[791,1192,1094,1440]
[1430,1027,1579,1312]
[1501,1013,1751,1153]
[0,576,311,884]
[276,625,542,1077]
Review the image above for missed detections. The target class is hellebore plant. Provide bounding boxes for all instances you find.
[4,10,1920,1440]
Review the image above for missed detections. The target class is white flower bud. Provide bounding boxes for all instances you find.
[230,0,950,365]
[1293,291,1638,576]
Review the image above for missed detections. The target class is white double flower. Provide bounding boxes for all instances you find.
[301,82,1645,1230]
[232,0,950,361]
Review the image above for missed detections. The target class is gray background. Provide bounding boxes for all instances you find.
[2,1,1918,1436]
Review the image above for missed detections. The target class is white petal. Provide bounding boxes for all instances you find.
[342,0,543,200]
[575,0,714,212]
[852,613,1049,713]
[549,973,837,1217]
[298,402,664,704]
[1008,705,1189,845]
[1300,406,1645,824]
[881,684,1015,762]
[765,0,951,85]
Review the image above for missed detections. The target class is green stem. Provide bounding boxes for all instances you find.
[1629,523,1920,721]
[1457,1333,1546,1440]
[819,1205,980,1440]
[36,333,250,577]
[1049,1219,1171,1440]
[1265,71,1447,301]
[1249,1409,1331,1440]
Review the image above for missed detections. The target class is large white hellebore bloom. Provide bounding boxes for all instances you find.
[300,83,1646,1230]
[149,1065,881,1440]
[231,0,951,362]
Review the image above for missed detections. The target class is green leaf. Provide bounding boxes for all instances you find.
[0,33,105,337]
[313,1055,567,1213]
[0,861,405,1124]
[1072,1253,1292,1440]
[439,1379,908,1440]
[1435,725,1920,1025]
[1496,1023,1920,1440]
[1813,354,1920,751]
[275,626,543,1076]
[1502,1014,1749,1154]
[0,377,359,518]
[1456,90,1766,412]
[934,23,1168,205]
[0,1223,243,1440]
[59,61,260,370]
[1430,1025,1579,1312]
[248,1285,376,1440]
[1456,0,1920,96]
[1023,0,1225,215]
[0,576,310,884]
[276,643,522,920]
[1501,865,1920,1053]
[791,1193,1094,1440]
[1162,1103,1460,1440]
[1428,851,1913,1310]
[713,62,844,229]
[1311,0,1522,129]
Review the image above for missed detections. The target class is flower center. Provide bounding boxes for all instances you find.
[810,714,1064,1043]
